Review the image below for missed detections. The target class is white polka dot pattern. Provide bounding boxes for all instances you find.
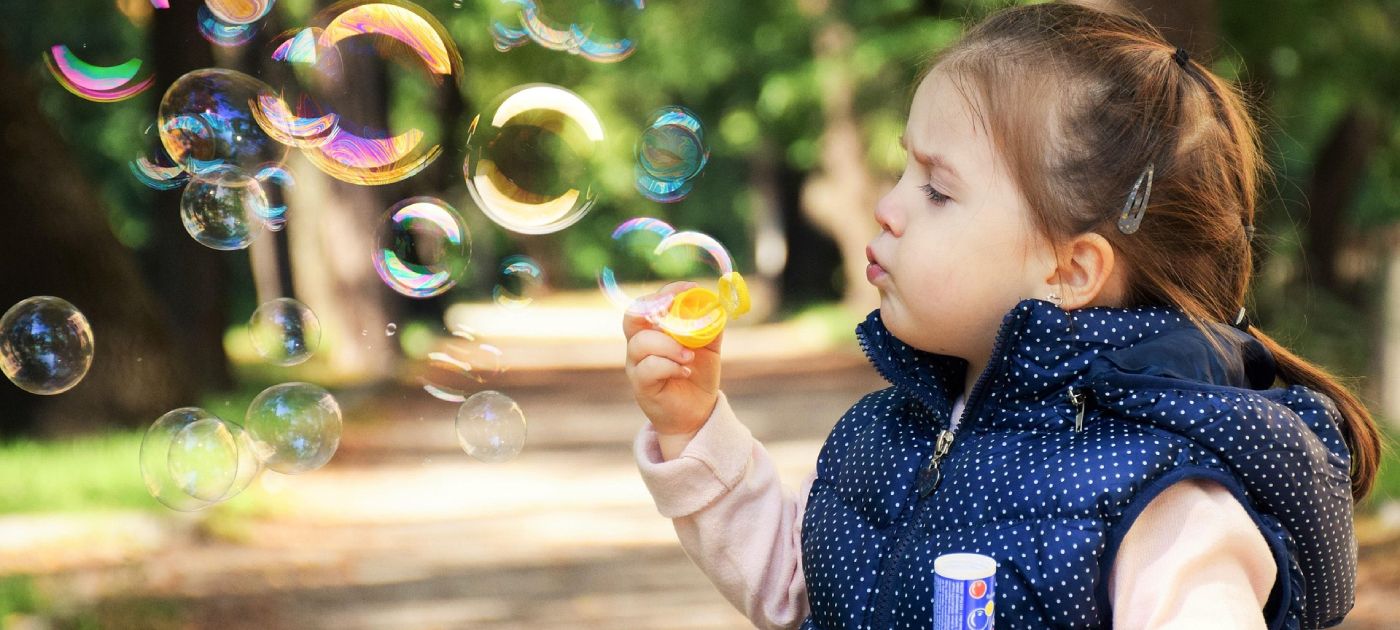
[798,298,1355,629]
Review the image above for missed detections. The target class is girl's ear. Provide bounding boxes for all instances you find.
[1045,232,1123,309]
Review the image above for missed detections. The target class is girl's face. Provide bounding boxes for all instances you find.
[866,69,1055,367]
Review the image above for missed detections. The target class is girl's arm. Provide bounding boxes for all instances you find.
[1109,478,1277,628]
[635,391,811,630]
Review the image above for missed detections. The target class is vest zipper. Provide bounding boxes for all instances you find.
[867,316,1022,628]
[1068,385,1088,432]
[916,429,956,497]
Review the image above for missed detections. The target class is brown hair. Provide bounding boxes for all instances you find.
[923,1,1384,502]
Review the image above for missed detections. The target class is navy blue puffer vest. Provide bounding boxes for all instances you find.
[799,298,1355,629]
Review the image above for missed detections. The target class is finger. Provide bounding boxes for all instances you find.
[701,329,724,354]
[622,281,700,339]
[627,329,694,367]
[632,354,691,389]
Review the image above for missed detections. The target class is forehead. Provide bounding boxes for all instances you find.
[906,70,988,163]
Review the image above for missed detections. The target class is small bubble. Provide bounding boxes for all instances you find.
[386,323,398,336]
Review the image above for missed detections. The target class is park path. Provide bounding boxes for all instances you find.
[7,349,1400,628]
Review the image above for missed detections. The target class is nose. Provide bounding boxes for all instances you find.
[874,188,903,236]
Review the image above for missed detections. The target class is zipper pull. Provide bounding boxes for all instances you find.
[917,429,956,497]
[1068,386,1087,432]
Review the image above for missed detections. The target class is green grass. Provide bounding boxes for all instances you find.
[0,396,285,519]
[0,574,186,629]
[0,431,153,514]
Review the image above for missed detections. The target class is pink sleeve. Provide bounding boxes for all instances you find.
[1109,478,1277,628]
[634,391,811,630]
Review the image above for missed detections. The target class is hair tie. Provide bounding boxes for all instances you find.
[1173,47,1191,68]
[1232,306,1251,332]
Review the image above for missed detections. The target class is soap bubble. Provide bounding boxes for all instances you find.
[455,390,526,463]
[421,326,505,403]
[44,44,154,102]
[596,217,689,313]
[250,90,339,149]
[249,298,322,366]
[263,2,461,185]
[167,416,239,501]
[215,420,264,499]
[491,0,641,63]
[635,106,709,202]
[205,0,277,25]
[244,382,343,474]
[464,83,605,234]
[493,255,544,308]
[141,408,261,511]
[0,297,94,396]
[158,68,288,177]
[372,197,471,298]
[253,165,293,231]
[130,122,189,191]
[198,4,261,47]
[180,166,268,250]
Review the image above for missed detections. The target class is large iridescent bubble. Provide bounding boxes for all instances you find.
[372,197,471,298]
[205,0,277,25]
[198,4,262,47]
[0,297,94,396]
[464,84,605,235]
[256,2,462,186]
[43,45,154,102]
[158,68,288,177]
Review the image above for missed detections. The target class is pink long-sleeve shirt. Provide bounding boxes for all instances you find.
[635,392,1277,629]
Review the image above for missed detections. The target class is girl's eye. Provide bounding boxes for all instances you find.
[919,184,950,205]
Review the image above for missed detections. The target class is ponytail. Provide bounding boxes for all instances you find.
[1247,325,1389,503]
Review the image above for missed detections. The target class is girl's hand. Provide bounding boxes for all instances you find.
[623,282,723,435]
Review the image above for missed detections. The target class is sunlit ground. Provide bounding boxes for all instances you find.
[3,292,1399,628]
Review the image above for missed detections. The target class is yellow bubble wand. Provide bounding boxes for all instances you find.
[648,231,751,349]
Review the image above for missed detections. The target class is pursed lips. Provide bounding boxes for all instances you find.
[865,245,889,284]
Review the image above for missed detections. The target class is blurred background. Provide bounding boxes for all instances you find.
[0,0,1396,627]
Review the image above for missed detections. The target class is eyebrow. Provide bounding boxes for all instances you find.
[899,133,966,190]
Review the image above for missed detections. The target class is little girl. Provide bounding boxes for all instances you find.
[623,2,1381,628]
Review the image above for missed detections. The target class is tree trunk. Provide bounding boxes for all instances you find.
[146,0,234,394]
[1098,0,1219,60]
[800,21,881,314]
[1303,106,1383,302]
[0,47,188,437]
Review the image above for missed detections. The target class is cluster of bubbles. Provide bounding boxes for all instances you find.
[28,0,741,482]
[140,382,342,511]
[490,0,643,63]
